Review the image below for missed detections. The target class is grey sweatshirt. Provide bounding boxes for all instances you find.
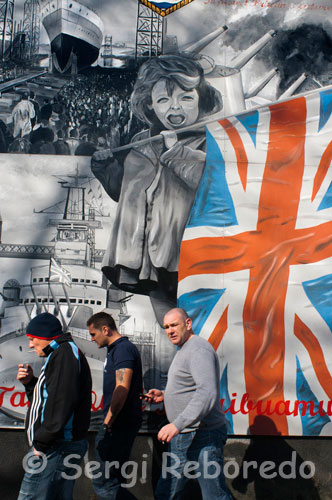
[164,335,226,433]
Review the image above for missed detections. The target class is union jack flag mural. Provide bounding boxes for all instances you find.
[178,87,332,436]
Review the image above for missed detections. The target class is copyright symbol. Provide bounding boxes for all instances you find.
[22,451,47,474]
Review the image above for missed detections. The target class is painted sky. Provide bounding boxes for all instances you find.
[13,0,332,96]
[14,0,332,47]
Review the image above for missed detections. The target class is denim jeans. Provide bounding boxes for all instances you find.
[92,423,140,500]
[17,439,88,500]
[155,425,231,500]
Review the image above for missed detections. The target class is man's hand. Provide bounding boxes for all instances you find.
[158,423,179,443]
[17,364,33,385]
[144,389,164,404]
[103,412,112,432]
[33,447,41,457]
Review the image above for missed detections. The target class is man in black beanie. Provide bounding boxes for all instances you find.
[16,312,92,500]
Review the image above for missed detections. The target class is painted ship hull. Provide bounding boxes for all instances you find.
[40,0,104,72]
[0,171,161,429]
[0,263,108,426]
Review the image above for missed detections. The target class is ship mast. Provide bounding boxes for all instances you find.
[36,169,103,268]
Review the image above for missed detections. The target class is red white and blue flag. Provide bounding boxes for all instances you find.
[49,257,72,288]
[178,87,332,436]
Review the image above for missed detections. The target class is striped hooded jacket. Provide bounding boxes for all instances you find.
[24,332,92,453]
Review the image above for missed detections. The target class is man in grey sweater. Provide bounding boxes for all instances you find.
[145,307,231,499]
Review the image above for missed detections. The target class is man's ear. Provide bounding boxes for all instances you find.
[186,318,192,330]
[102,325,109,336]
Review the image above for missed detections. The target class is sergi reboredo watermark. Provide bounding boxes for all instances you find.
[23,450,315,487]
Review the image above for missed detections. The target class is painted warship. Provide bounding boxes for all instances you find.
[0,171,129,426]
[40,0,104,72]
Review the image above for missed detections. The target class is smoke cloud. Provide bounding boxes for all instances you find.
[223,7,332,94]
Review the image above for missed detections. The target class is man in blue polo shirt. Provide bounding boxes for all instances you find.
[87,311,143,499]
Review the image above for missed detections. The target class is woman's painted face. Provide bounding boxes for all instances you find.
[150,79,200,130]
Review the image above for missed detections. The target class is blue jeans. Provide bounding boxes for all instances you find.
[155,426,231,500]
[17,439,88,500]
[92,423,140,500]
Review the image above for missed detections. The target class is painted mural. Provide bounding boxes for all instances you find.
[0,0,332,436]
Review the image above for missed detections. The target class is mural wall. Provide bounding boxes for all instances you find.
[0,0,332,436]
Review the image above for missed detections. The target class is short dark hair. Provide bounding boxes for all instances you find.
[87,312,117,331]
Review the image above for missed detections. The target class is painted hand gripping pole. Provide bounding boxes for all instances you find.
[178,86,332,436]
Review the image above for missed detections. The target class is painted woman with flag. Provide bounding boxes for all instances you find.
[91,54,222,324]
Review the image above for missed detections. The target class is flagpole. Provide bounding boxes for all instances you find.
[48,284,60,317]
[62,283,73,318]
[105,83,332,157]
[108,109,226,155]
[58,303,68,332]
[47,257,52,313]
[30,283,42,315]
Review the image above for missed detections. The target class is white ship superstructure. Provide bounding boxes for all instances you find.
[0,171,168,429]
[0,173,126,424]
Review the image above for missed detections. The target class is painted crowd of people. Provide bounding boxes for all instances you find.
[0,74,139,155]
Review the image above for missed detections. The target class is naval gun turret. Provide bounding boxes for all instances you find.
[183,25,228,54]
[164,24,228,55]
[162,18,278,115]
[279,73,307,100]
[205,30,278,115]
[231,30,277,69]
[245,68,279,100]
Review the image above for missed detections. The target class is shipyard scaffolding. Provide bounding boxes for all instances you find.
[101,35,113,68]
[135,0,164,59]
[0,0,14,61]
[22,0,40,63]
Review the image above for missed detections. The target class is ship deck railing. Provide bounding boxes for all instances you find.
[0,328,26,344]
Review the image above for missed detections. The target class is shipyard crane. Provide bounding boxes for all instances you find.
[135,0,164,58]
[0,0,40,64]
[22,0,40,62]
[0,0,14,61]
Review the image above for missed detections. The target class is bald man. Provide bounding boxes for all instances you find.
[146,308,231,500]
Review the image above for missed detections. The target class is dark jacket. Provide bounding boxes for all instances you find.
[25,333,92,453]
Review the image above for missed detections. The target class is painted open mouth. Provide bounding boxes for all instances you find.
[167,114,185,126]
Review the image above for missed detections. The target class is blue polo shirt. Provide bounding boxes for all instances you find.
[103,336,143,428]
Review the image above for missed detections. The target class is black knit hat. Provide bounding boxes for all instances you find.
[26,313,63,340]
